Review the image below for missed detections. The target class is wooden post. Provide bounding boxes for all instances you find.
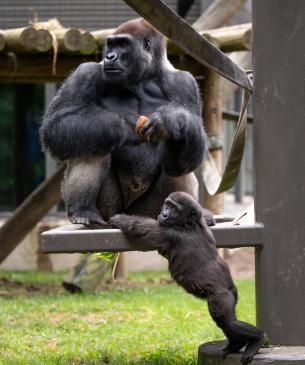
[114,253,128,281]
[202,70,223,215]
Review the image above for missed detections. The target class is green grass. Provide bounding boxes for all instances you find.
[0,270,256,365]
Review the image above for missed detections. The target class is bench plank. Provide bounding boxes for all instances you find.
[41,223,264,253]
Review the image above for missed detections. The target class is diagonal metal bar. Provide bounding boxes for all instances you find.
[122,0,252,92]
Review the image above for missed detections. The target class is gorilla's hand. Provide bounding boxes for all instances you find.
[136,114,169,143]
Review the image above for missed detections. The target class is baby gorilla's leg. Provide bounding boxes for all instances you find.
[63,155,111,226]
[208,289,264,365]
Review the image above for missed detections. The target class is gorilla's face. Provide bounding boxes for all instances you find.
[158,192,202,227]
[102,34,154,86]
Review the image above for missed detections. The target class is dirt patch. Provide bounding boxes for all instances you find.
[0,276,173,296]
[0,248,254,296]
[97,276,172,291]
[0,277,64,296]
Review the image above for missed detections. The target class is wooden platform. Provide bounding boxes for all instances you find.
[41,223,264,253]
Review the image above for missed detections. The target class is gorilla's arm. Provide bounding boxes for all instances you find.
[40,62,138,160]
[160,71,205,176]
[138,70,205,176]
[110,214,167,247]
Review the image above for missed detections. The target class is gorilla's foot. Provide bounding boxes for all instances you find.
[222,340,247,359]
[69,210,107,227]
[241,337,264,365]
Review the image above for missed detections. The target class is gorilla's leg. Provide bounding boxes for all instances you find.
[63,155,123,225]
[126,171,199,218]
[208,289,264,365]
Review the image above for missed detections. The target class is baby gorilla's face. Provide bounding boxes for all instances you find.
[157,192,201,227]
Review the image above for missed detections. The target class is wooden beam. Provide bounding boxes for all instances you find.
[193,0,247,32]
[222,110,253,124]
[0,23,251,83]
[167,23,251,55]
[0,54,100,83]
[203,68,224,215]
[0,163,66,263]
[222,51,252,104]
[0,54,205,84]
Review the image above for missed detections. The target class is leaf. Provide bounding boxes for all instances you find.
[92,252,117,261]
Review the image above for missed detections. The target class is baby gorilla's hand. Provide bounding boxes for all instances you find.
[109,214,122,228]
[136,114,169,143]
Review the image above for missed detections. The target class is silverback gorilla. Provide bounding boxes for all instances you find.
[110,192,265,365]
[40,18,205,225]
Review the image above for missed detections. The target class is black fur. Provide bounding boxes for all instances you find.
[40,18,205,225]
[110,192,265,365]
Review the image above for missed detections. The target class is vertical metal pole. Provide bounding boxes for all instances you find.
[253,0,305,344]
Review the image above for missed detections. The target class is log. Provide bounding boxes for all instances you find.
[168,23,251,55]
[2,27,38,52]
[54,29,82,53]
[193,0,247,32]
[91,29,115,48]
[204,23,251,52]
[36,29,53,52]
[0,31,5,52]
[222,51,252,104]
[0,163,66,263]
[92,24,252,56]
[80,32,97,55]
[0,22,251,56]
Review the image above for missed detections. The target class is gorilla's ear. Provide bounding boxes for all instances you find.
[187,208,199,223]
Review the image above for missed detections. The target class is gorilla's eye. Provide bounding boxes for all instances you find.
[189,209,197,219]
[143,38,151,51]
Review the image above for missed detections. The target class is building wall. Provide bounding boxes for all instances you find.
[1,0,201,30]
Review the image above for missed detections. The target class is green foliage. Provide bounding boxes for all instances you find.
[0,270,256,365]
[93,252,118,261]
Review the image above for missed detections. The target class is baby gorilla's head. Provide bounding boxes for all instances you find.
[157,192,202,227]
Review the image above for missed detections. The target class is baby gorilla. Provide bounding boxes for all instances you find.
[110,192,264,364]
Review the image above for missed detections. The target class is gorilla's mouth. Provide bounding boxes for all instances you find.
[104,68,123,73]
[157,214,168,225]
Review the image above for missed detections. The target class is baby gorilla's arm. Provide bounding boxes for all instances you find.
[110,214,167,246]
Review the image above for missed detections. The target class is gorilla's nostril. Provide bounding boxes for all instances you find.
[106,52,117,61]
[131,183,140,191]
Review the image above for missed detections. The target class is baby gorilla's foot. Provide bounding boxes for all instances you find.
[241,337,264,365]
[69,210,107,227]
[222,340,246,359]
